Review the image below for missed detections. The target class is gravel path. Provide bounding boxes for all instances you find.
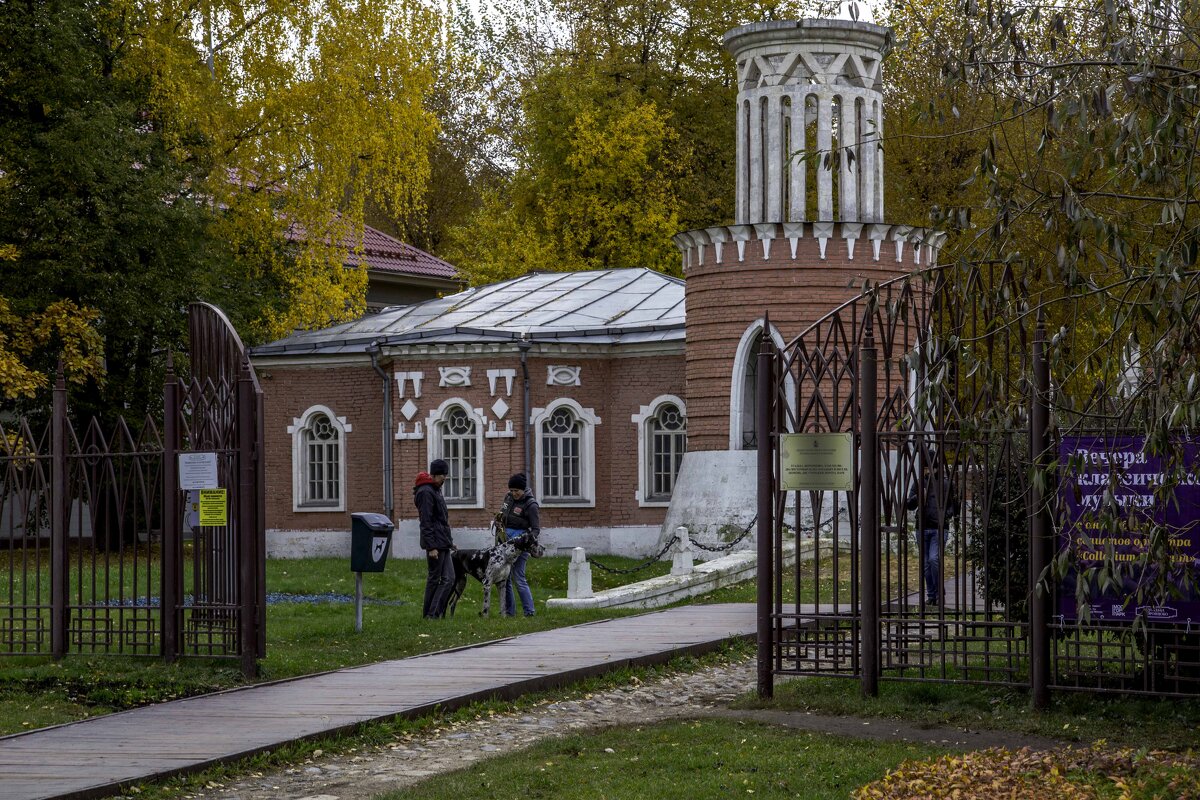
[176,659,1061,800]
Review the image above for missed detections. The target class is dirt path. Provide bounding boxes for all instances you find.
[178,660,1061,800]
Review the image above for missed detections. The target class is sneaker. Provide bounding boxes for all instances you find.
[926,597,939,606]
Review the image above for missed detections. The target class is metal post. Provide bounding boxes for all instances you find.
[756,326,775,699]
[162,353,180,662]
[50,363,67,660]
[1029,321,1051,709]
[236,358,258,678]
[860,328,880,697]
[355,572,364,632]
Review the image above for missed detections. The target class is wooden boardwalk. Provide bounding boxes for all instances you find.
[0,604,758,800]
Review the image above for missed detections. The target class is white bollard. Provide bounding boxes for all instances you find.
[567,546,593,599]
[671,526,694,576]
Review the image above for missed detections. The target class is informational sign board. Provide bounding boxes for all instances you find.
[1059,436,1200,622]
[179,452,219,490]
[198,488,228,527]
[779,432,854,492]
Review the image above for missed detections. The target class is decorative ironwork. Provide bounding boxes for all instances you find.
[758,262,1200,701]
[0,303,264,676]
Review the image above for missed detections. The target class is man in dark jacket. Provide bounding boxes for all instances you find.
[906,455,959,606]
[415,459,454,618]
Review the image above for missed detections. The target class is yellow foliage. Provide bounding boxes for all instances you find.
[111,0,444,339]
[0,296,104,401]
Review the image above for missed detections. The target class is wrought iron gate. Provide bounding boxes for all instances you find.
[757,265,1200,702]
[0,303,264,675]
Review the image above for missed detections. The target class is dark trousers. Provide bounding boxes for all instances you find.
[423,548,455,618]
[920,528,944,603]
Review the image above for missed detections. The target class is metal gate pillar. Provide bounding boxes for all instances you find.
[756,326,776,699]
[1029,321,1052,709]
[860,328,880,697]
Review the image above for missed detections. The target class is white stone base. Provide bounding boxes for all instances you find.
[657,449,853,558]
[266,524,663,560]
[546,539,806,610]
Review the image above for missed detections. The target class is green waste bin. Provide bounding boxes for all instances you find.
[350,512,393,573]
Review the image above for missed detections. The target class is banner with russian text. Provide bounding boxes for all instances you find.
[1058,436,1200,623]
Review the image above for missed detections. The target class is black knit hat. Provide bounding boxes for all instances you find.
[429,459,449,476]
[508,472,528,490]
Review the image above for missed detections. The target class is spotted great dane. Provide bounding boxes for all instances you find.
[448,528,545,617]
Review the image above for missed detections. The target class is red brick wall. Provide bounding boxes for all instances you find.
[257,349,685,534]
[259,363,385,531]
[684,226,918,451]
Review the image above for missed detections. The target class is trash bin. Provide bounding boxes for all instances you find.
[350,512,394,573]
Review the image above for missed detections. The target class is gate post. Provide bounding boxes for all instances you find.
[859,327,880,697]
[756,326,775,699]
[1029,321,1051,709]
[237,358,259,678]
[50,364,67,659]
[162,353,180,662]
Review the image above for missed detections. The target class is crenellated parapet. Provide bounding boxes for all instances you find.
[672,222,947,274]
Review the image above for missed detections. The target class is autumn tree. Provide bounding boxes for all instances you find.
[444,0,828,285]
[117,0,444,340]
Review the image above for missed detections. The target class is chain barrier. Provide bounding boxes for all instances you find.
[690,514,758,553]
[584,513,836,575]
[587,535,680,575]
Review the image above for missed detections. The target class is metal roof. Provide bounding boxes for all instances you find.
[252,268,686,356]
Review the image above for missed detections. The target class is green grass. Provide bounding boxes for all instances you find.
[377,717,949,800]
[0,553,691,735]
[745,674,1200,750]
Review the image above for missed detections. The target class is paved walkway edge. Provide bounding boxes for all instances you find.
[0,604,760,800]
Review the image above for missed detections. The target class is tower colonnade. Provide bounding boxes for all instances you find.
[730,19,890,226]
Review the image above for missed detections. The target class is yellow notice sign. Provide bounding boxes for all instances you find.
[198,488,228,527]
[779,433,854,492]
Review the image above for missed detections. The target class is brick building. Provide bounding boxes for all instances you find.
[251,18,945,558]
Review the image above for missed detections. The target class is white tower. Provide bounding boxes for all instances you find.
[727,19,892,225]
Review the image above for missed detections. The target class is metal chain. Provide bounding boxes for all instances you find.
[584,513,835,575]
[587,535,680,575]
[690,514,758,552]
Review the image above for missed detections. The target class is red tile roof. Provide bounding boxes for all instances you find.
[351,225,459,281]
[285,220,460,282]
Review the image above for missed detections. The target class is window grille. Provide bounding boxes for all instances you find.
[303,413,340,507]
[439,405,477,504]
[542,407,583,500]
[649,403,687,500]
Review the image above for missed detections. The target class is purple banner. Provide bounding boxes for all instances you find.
[1058,436,1200,623]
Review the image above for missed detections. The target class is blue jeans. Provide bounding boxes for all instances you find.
[503,528,534,616]
[920,528,943,603]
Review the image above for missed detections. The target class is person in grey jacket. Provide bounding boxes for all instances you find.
[415,459,454,618]
[906,456,959,606]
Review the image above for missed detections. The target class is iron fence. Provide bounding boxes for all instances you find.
[0,303,264,675]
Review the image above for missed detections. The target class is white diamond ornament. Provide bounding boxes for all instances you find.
[401,399,418,421]
[491,398,510,419]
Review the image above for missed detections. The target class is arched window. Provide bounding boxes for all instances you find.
[532,399,600,506]
[425,399,485,508]
[288,406,352,512]
[631,395,687,506]
[730,321,793,450]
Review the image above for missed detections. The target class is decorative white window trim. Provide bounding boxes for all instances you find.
[631,395,687,507]
[288,405,351,513]
[487,368,517,396]
[729,320,796,450]
[395,371,424,398]
[395,421,424,441]
[425,398,485,509]
[438,366,472,388]
[486,420,516,438]
[546,365,582,387]
[531,398,600,507]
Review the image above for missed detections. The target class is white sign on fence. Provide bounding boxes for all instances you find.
[179,452,219,490]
